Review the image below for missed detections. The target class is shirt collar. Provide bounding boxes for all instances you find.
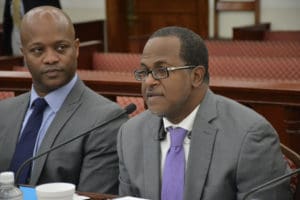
[30,74,78,112]
[163,104,200,133]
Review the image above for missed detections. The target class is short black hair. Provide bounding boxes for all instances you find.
[149,26,209,82]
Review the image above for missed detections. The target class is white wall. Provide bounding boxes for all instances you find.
[60,0,106,22]
[0,0,106,23]
[1,0,299,39]
[209,0,300,38]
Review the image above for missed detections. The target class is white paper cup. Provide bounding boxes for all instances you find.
[36,182,75,200]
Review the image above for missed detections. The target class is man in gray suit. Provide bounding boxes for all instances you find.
[0,6,128,194]
[117,26,291,199]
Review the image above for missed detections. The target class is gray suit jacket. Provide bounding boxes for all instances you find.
[0,79,128,194]
[117,89,291,200]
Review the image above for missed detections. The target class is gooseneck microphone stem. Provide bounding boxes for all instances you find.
[242,168,300,200]
[15,103,136,184]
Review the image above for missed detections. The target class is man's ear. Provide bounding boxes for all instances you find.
[191,66,205,87]
[74,38,80,58]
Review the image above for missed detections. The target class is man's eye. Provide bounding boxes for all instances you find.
[30,47,43,54]
[155,67,167,72]
[158,65,168,68]
[137,69,147,74]
[56,44,70,52]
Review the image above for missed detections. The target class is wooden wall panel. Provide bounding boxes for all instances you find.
[106,0,129,52]
[106,0,208,53]
[135,0,197,12]
[74,20,104,43]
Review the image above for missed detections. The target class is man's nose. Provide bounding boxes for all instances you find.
[43,49,59,64]
[144,72,159,86]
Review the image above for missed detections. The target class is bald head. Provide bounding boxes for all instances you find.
[19,6,79,96]
[20,6,75,45]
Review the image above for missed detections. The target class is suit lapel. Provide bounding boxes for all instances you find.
[142,114,162,200]
[30,79,84,184]
[0,94,30,171]
[184,89,218,200]
[141,90,219,199]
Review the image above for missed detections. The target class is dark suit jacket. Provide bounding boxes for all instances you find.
[2,0,61,55]
[117,89,291,200]
[0,79,128,194]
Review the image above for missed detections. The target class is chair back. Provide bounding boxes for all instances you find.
[92,52,140,72]
[91,52,144,117]
[280,143,300,200]
[0,55,23,69]
[213,0,260,38]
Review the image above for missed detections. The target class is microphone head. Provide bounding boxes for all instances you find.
[124,103,137,115]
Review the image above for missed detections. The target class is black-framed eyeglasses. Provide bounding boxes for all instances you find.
[134,65,196,81]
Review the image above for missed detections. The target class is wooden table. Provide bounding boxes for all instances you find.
[0,70,299,153]
[77,191,117,200]
[0,70,140,97]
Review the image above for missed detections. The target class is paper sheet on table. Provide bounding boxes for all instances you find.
[113,197,149,200]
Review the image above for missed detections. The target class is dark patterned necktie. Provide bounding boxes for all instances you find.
[161,127,187,200]
[10,98,48,184]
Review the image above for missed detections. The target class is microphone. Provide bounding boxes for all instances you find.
[242,168,300,200]
[15,103,136,184]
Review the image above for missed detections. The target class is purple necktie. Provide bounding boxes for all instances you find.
[10,98,48,184]
[161,127,187,200]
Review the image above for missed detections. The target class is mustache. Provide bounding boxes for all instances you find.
[145,90,163,97]
[42,66,63,73]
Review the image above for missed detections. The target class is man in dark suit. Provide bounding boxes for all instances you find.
[2,0,61,55]
[117,26,291,199]
[0,6,127,194]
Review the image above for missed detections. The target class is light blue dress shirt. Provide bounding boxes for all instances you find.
[19,74,78,157]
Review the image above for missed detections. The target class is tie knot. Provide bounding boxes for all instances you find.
[33,98,48,113]
[168,127,187,147]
